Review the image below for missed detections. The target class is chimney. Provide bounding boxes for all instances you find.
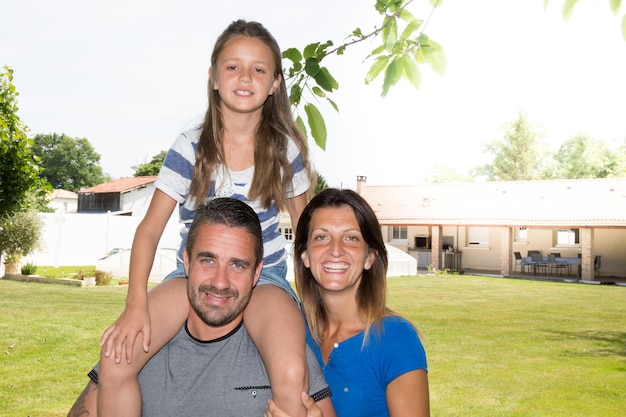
[356,176,367,195]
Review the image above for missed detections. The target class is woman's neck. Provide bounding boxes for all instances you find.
[321,292,364,340]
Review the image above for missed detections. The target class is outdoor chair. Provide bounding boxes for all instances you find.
[594,255,602,275]
[513,251,523,272]
[548,254,568,276]
[530,253,548,275]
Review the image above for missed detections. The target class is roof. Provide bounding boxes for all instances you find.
[50,189,78,199]
[359,178,626,228]
[79,177,157,194]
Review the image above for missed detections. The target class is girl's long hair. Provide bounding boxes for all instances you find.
[189,20,314,209]
[294,188,393,345]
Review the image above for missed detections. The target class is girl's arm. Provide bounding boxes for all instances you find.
[286,193,307,231]
[386,369,430,417]
[99,189,177,363]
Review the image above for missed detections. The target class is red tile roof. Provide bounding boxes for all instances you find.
[359,178,626,227]
[79,177,157,194]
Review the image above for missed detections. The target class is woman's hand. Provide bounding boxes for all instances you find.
[99,304,151,364]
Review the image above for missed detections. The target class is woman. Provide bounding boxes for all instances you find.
[270,188,429,416]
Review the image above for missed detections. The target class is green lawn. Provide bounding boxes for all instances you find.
[1,276,624,417]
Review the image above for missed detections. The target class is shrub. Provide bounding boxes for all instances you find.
[73,269,94,280]
[20,262,37,275]
[94,270,113,286]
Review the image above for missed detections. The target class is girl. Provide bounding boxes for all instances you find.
[281,189,430,416]
[97,20,314,417]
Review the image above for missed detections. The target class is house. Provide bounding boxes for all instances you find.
[78,177,157,216]
[355,176,626,281]
[48,189,78,213]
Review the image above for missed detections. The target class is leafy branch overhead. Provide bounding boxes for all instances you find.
[545,0,626,39]
[283,0,446,150]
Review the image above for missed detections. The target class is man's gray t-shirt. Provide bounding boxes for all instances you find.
[137,321,331,416]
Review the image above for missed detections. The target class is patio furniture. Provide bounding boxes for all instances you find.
[530,253,548,275]
[548,254,568,276]
[514,251,523,272]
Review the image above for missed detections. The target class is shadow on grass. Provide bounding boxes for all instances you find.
[544,330,626,357]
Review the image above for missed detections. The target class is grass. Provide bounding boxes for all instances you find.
[30,265,96,279]
[1,275,625,416]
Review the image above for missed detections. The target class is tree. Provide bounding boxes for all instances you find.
[475,112,547,181]
[31,133,109,192]
[0,208,43,269]
[284,0,446,150]
[553,133,626,178]
[0,66,43,217]
[133,150,167,176]
[314,173,329,195]
[425,165,472,183]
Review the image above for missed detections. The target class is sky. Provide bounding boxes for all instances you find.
[2,0,626,190]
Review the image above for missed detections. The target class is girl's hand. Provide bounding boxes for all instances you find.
[266,392,324,417]
[99,305,151,364]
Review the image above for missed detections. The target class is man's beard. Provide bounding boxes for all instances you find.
[188,283,251,327]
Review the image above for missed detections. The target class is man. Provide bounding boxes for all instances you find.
[67,198,333,416]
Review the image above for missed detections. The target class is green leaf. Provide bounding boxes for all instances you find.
[367,44,387,60]
[399,8,415,22]
[312,86,325,98]
[365,56,389,84]
[295,115,307,137]
[562,0,580,21]
[304,103,327,150]
[313,67,338,92]
[282,48,302,63]
[303,42,320,59]
[610,0,621,15]
[326,97,339,112]
[622,14,626,41]
[401,18,424,40]
[429,0,443,7]
[305,57,321,76]
[402,57,421,90]
[381,58,401,97]
[420,37,447,75]
[315,40,334,56]
[382,17,398,52]
[289,84,302,106]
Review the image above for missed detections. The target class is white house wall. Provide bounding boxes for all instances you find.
[120,185,155,217]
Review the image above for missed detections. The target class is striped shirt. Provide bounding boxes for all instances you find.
[155,125,310,266]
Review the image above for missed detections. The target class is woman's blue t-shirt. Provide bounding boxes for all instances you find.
[306,316,428,417]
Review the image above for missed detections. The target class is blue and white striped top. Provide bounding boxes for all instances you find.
[155,125,310,266]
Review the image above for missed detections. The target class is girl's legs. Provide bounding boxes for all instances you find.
[97,277,189,417]
[244,283,308,417]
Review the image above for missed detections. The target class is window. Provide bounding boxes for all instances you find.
[515,227,527,242]
[280,227,294,241]
[555,229,579,246]
[466,227,489,248]
[391,226,408,241]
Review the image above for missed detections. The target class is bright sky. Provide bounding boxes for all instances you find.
[2,1,625,190]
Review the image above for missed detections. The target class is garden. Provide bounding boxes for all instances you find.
[1,274,624,416]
